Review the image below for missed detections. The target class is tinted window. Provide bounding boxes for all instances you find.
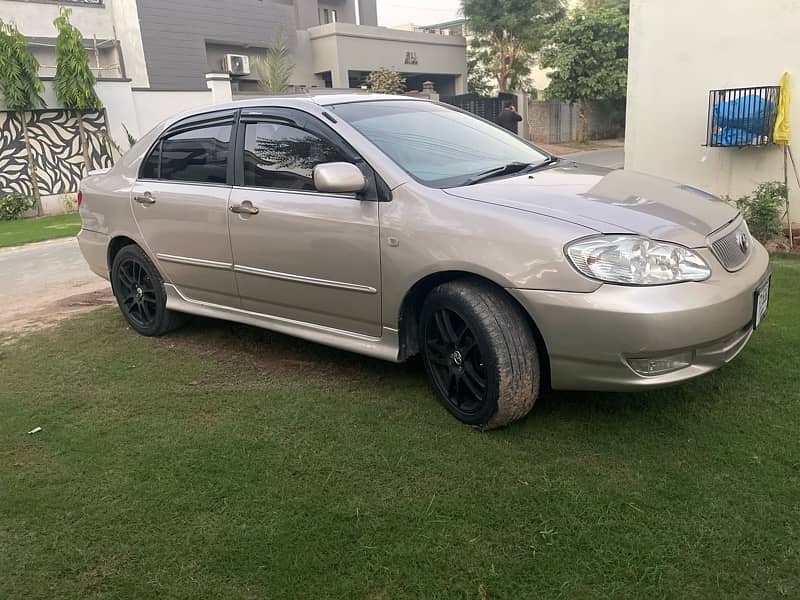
[159,124,231,184]
[332,101,548,188]
[140,142,160,179]
[243,122,347,190]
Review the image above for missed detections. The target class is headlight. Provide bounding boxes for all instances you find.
[566,235,711,285]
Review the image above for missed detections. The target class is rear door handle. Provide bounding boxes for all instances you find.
[230,203,259,215]
[134,192,156,205]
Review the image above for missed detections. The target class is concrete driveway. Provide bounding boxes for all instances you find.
[0,238,113,333]
[568,147,625,169]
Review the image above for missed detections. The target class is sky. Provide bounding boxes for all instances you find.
[376,0,463,28]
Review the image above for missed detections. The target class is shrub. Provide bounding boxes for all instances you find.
[0,192,36,220]
[63,193,77,212]
[367,68,406,94]
[736,181,786,242]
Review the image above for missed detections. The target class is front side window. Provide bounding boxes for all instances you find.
[156,124,231,184]
[242,122,347,190]
[332,100,548,188]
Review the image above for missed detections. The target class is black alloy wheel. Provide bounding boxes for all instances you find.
[115,256,158,329]
[420,280,540,429]
[111,244,185,336]
[424,307,489,419]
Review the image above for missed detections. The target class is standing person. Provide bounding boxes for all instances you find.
[496,101,523,134]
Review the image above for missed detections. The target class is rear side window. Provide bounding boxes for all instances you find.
[159,124,231,184]
[140,142,161,179]
[242,122,346,190]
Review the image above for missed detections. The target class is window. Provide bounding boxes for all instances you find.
[321,7,337,24]
[332,100,547,188]
[140,142,161,179]
[156,124,231,184]
[242,122,347,191]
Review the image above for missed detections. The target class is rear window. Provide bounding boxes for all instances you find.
[140,122,231,184]
[159,124,231,184]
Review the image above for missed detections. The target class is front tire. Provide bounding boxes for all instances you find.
[111,244,185,336]
[420,280,540,430]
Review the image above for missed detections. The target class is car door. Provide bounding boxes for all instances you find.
[227,108,381,337]
[132,110,239,307]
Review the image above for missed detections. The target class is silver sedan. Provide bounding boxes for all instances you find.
[78,94,770,429]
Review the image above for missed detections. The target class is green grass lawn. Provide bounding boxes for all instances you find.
[0,213,81,248]
[2,256,799,599]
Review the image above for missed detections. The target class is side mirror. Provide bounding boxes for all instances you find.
[313,162,367,194]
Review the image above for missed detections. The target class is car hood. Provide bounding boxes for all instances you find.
[444,162,739,247]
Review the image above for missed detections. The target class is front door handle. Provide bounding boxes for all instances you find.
[230,203,259,215]
[134,192,156,205]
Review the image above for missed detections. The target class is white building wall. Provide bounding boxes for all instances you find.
[309,22,468,92]
[0,0,116,38]
[625,0,800,221]
[106,0,150,88]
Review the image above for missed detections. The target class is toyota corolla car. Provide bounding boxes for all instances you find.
[77,94,770,429]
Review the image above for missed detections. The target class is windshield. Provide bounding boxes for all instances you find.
[331,100,549,188]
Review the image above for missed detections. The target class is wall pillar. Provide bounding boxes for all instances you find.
[206,73,233,104]
[330,65,349,89]
[454,74,467,95]
[515,91,530,139]
[421,81,439,102]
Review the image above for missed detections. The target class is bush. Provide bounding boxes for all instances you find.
[0,192,35,220]
[736,182,786,242]
[367,68,406,94]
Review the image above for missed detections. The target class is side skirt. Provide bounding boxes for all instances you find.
[164,283,401,363]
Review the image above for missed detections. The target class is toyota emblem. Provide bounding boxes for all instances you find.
[736,231,750,253]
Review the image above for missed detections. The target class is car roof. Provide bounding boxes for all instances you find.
[169,92,422,123]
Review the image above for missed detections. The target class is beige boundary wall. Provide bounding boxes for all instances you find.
[625,0,800,222]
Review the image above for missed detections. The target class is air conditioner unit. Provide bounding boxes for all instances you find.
[223,54,250,76]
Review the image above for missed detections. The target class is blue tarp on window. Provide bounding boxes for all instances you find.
[712,94,775,146]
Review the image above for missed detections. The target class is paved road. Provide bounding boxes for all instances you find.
[0,238,112,332]
[568,147,625,170]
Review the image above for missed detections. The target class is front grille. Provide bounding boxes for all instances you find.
[710,219,752,271]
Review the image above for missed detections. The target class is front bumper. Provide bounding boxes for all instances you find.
[510,243,771,391]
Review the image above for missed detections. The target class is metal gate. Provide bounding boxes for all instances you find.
[549,101,575,144]
[440,92,517,121]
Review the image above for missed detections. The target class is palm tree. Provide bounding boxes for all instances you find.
[254,31,295,94]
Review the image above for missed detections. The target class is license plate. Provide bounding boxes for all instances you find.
[753,276,771,329]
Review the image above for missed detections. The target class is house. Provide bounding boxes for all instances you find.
[0,0,467,131]
[625,0,800,222]
[0,0,467,214]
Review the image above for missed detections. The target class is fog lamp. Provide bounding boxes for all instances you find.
[627,351,694,376]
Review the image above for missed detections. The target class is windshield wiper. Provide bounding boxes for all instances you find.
[462,157,559,186]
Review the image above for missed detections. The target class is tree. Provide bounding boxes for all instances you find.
[0,20,46,215]
[467,47,493,96]
[254,31,295,94]
[462,0,565,92]
[583,0,629,12]
[53,7,102,174]
[366,68,406,95]
[540,5,628,141]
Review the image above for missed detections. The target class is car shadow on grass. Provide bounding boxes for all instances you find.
[162,314,718,434]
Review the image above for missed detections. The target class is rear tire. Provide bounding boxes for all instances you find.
[419,280,540,430]
[111,244,185,337]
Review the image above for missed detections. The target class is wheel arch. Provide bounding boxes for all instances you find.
[397,270,551,389]
[107,235,140,272]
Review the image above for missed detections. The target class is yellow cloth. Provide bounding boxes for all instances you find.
[774,72,791,145]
